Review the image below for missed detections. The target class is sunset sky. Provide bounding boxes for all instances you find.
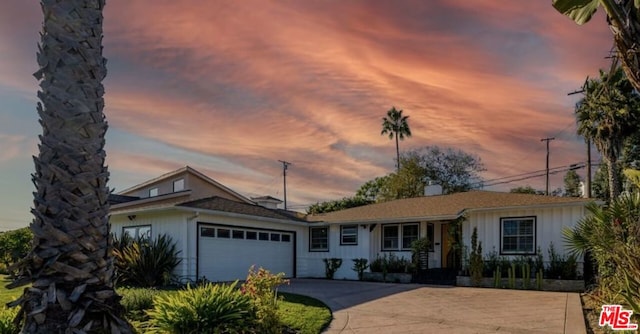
[0,1,614,230]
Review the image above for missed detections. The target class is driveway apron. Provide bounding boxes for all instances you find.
[280,279,586,334]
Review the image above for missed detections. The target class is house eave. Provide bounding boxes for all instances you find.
[463,200,598,214]
[110,190,192,211]
[310,214,459,224]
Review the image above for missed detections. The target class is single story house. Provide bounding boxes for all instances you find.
[109,166,594,282]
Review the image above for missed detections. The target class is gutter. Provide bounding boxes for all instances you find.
[308,214,459,224]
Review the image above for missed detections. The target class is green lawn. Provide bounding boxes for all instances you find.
[0,276,332,334]
[278,292,332,334]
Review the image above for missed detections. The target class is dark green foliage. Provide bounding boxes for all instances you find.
[147,281,256,333]
[113,234,181,288]
[469,228,483,286]
[510,186,544,195]
[322,258,342,279]
[241,266,288,334]
[0,228,32,276]
[351,258,368,280]
[307,197,373,214]
[545,242,577,280]
[409,146,486,194]
[369,253,411,273]
[410,237,431,271]
[563,170,582,197]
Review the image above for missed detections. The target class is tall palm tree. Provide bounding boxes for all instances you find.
[553,0,640,91]
[381,107,412,172]
[9,1,132,332]
[575,66,640,200]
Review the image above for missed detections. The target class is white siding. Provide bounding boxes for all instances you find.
[110,212,195,279]
[462,205,586,264]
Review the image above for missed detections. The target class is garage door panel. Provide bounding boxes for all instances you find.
[198,225,294,282]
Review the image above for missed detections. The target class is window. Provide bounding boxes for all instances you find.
[173,178,184,192]
[232,230,244,239]
[149,187,158,197]
[200,227,215,237]
[259,232,269,241]
[281,234,291,242]
[382,225,399,250]
[123,225,151,240]
[382,223,420,251]
[340,225,358,245]
[246,231,257,240]
[501,217,536,254]
[270,233,280,241]
[217,228,230,238]
[402,224,419,249]
[310,227,328,251]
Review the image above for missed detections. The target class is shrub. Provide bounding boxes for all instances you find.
[410,237,430,271]
[545,242,577,280]
[322,258,342,279]
[369,253,411,274]
[147,281,255,333]
[469,227,483,286]
[0,227,32,277]
[113,234,181,288]
[351,258,368,280]
[118,287,169,322]
[241,266,289,334]
[0,307,18,334]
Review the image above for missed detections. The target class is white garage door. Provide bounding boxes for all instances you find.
[198,224,294,282]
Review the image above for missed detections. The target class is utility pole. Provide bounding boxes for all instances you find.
[541,137,555,195]
[278,160,291,210]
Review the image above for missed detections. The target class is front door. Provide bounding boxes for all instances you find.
[441,223,451,268]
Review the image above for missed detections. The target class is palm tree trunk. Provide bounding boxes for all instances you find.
[8,1,132,332]
[395,132,400,173]
[606,152,621,201]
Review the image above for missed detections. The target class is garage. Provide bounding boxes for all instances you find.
[197,223,295,282]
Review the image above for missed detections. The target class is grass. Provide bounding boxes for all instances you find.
[0,276,332,333]
[278,292,332,334]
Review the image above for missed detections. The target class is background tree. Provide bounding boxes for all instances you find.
[381,106,411,172]
[575,66,640,200]
[563,170,583,197]
[9,1,132,332]
[355,176,391,203]
[553,0,640,91]
[306,196,373,214]
[379,153,427,201]
[0,227,32,277]
[412,146,485,194]
[510,185,544,195]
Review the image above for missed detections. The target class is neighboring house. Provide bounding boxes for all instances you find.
[110,166,595,282]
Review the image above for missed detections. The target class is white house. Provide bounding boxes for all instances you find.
[109,166,594,282]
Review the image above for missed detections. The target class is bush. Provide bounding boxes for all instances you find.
[352,258,368,280]
[469,227,483,286]
[241,266,288,334]
[147,281,255,333]
[118,288,168,322]
[322,258,342,279]
[0,307,18,334]
[369,253,411,273]
[0,228,32,277]
[545,242,577,280]
[113,234,181,288]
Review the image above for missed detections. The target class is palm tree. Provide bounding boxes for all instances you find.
[381,107,412,172]
[575,66,640,200]
[9,1,132,332]
[553,0,640,91]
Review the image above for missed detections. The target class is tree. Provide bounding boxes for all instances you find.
[575,66,640,200]
[0,228,32,277]
[381,106,411,172]
[553,0,640,91]
[355,176,391,203]
[563,170,583,197]
[412,146,485,194]
[379,153,427,201]
[510,186,544,195]
[9,1,132,332]
[307,196,373,214]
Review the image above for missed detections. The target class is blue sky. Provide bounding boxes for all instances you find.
[0,1,613,230]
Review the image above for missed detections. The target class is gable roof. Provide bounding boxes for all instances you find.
[117,166,253,204]
[307,190,594,223]
[178,196,307,222]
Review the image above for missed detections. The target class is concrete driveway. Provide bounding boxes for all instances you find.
[280,279,586,334]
